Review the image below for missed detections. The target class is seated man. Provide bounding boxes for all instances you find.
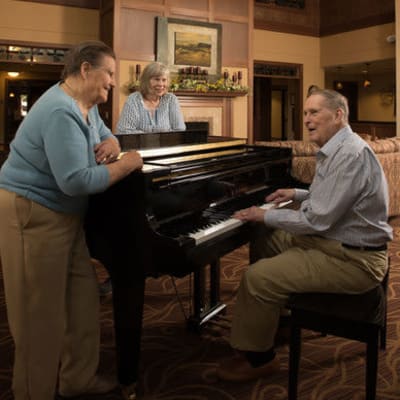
[217,88,392,382]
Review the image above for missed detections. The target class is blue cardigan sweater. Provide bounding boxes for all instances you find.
[0,83,113,215]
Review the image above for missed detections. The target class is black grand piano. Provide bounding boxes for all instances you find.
[84,130,293,385]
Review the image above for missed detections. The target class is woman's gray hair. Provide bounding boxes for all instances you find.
[61,41,115,80]
[139,62,170,96]
[308,88,349,122]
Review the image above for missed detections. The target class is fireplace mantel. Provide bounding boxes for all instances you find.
[171,90,248,98]
[127,88,247,98]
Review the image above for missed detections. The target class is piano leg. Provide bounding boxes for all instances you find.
[111,277,146,386]
[193,266,205,323]
[210,259,221,306]
[187,260,226,331]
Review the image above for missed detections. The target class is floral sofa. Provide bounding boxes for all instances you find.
[256,136,400,217]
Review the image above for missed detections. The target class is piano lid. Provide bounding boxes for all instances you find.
[116,129,209,151]
[138,137,246,160]
[116,131,247,161]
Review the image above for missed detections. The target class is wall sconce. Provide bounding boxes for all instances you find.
[362,63,371,88]
[7,71,20,77]
[335,81,343,90]
[380,90,394,105]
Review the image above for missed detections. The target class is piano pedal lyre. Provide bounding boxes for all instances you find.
[185,259,227,332]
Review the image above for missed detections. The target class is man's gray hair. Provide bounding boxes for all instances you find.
[308,88,349,123]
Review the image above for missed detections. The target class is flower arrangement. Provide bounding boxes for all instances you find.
[126,67,249,95]
[126,80,140,93]
[169,78,248,94]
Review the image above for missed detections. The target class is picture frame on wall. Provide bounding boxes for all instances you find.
[156,17,222,78]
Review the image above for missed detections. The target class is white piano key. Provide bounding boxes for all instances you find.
[189,200,292,245]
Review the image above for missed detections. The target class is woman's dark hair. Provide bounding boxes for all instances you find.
[61,40,116,80]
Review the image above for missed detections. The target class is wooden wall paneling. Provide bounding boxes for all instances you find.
[99,2,114,48]
[214,14,249,24]
[167,9,210,20]
[247,0,254,143]
[222,97,233,136]
[17,0,100,8]
[254,0,320,37]
[166,0,209,11]
[121,0,164,7]
[213,0,248,19]
[112,0,121,132]
[101,0,114,14]
[220,21,249,67]
[320,0,395,36]
[119,8,158,60]
[99,0,116,129]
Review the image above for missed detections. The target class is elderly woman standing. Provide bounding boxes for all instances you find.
[117,61,186,133]
[0,41,143,400]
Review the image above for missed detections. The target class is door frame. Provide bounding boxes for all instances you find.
[253,60,303,142]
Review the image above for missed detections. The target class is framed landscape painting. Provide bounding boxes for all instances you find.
[156,17,222,78]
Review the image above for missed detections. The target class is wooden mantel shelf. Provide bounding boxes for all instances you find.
[172,90,248,97]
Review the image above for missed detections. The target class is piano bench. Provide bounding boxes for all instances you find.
[286,261,389,400]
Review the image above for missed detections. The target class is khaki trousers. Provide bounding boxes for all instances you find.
[0,189,100,400]
[230,226,388,352]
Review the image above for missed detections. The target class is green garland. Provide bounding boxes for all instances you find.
[169,77,248,93]
[127,78,248,94]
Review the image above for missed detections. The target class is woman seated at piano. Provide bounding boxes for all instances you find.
[117,61,186,134]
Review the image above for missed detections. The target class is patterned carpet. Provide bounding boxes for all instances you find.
[1,219,400,399]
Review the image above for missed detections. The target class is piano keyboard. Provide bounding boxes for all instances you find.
[189,201,292,245]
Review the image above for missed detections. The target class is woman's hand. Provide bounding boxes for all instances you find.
[119,151,143,172]
[106,150,143,186]
[95,137,121,164]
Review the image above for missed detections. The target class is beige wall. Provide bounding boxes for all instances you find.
[321,22,396,129]
[253,24,397,138]
[320,23,395,68]
[358,74,396,121]
[325,71,396,122]
[0,0,99,44]
[254,29,324,96]
[254,29,324,139]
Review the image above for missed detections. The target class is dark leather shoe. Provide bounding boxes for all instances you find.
[217,353,280,382]
[121,382,137,400]
[58,374,118,398]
